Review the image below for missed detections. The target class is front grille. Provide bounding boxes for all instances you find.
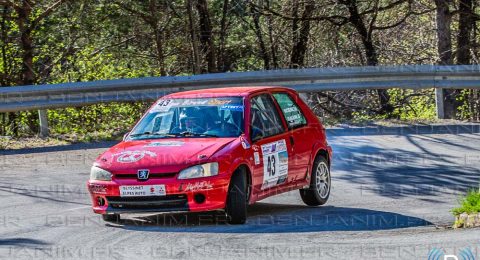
[114,172,177,180]
[106,195,188,210]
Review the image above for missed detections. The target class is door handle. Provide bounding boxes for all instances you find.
[289,136,294,146]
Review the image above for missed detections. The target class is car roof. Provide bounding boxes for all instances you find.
[164,86,294,98]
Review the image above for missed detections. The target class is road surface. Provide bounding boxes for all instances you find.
[1,125,479,259]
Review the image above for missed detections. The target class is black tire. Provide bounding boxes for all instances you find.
[102,213,120,222]
[300,155,331,206]
[225,169,247,224]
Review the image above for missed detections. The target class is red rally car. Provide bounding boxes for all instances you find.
[87,86,332,224]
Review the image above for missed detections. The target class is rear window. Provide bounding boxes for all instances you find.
[273,93,307,129]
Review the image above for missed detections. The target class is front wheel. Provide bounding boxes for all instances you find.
[225,169,247,224]
[300,156,331,206]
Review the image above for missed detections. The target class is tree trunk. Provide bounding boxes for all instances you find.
[217,0,229,72]
[18,1,34,86]
[434,0,456,119]
[148,0,166,76]
[0,3,4,135]
[435,0,453,64]
[186,0,201,74]
[290,0,299,68]
[1,6,10,87]
[16,1,37,135]
[265,0,278,68]
[154,28,166,76]
[251,4,270,69]
[344,0,393,114]
[290,0,315,68]
[456,0,475,120]
[195,0,216,73]
[457,0,473,65]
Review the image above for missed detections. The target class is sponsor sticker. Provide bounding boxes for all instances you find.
[89,184,107,194]
[254,152,260,165]
[119,185,166,197]
[113,150,157,163]
[220,104,244,111]
[183,181,213,192]
[208,99,232,105]
[150,99,177,113]
[261,139,288,190]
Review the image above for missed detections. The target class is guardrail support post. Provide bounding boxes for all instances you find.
[435,88,445,119]
[38,109,49,137]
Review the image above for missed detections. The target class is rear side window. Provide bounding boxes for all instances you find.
[273,93,307,129]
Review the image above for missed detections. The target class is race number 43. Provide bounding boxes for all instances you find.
[267,155,276,177]
[261,139,288,190]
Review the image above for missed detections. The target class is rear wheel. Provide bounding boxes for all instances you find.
[300,156,331,206]
[225,169,247,224]
[102,213,120,222]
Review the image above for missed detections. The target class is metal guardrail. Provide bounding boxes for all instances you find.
[2,65,480,112]
[1,65,480,136]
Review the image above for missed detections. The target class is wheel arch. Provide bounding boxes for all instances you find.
[311,142,332,170]
[316,149,330,168]
[231,164,252,202]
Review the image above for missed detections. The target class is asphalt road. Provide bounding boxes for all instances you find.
[1,125,480,260]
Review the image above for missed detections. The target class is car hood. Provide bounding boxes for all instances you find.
[96,138,236,173]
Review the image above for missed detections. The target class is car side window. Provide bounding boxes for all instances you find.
[272,93,307,129]
[250,94,285,141]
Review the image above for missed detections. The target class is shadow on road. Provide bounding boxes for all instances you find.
[0,141,118,155]
[329,133,480,199]
[0,182,90,206]
[111,203,431,233]
[327,124,480,137]
[0,238,50,247]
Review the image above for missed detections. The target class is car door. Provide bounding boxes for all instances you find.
[248,93,292,193]
[272,92,312,181]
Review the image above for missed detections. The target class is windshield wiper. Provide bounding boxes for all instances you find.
[129,132,177,138]
[177,131,219,138]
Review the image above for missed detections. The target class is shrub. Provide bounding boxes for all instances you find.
[452,189,480,216]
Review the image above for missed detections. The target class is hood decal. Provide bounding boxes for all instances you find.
[113,150,157,163]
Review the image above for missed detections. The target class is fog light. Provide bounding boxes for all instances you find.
[97,197,105,206]
[194,193,205,204]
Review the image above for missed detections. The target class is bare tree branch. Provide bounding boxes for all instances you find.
[372,8,433,30]
[116,2,155,26]
[31,0,69,29]
[367,0,380,36]
[0,0,19,10]
[90,35,137,57]
[249,1,349,25]
[359,0,409,16]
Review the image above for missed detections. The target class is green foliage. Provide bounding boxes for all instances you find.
[48,102,149,141]
[388,89,437,120]
[452,189,480,216]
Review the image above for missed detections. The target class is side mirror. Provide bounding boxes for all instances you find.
[240,134,251,149]
[123,131,130,141]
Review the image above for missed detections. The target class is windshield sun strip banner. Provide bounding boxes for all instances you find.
[150,98,243,113]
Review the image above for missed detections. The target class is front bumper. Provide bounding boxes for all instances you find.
[87,174,230,215]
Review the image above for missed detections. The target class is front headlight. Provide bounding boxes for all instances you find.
[90,166,112,181]
[178,162,219,179]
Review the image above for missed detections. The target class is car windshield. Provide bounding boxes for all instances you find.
[129,97,244,140]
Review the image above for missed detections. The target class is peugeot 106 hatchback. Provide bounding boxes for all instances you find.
[87,86,332,224]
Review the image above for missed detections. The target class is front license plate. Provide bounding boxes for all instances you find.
[119,185,166,197]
